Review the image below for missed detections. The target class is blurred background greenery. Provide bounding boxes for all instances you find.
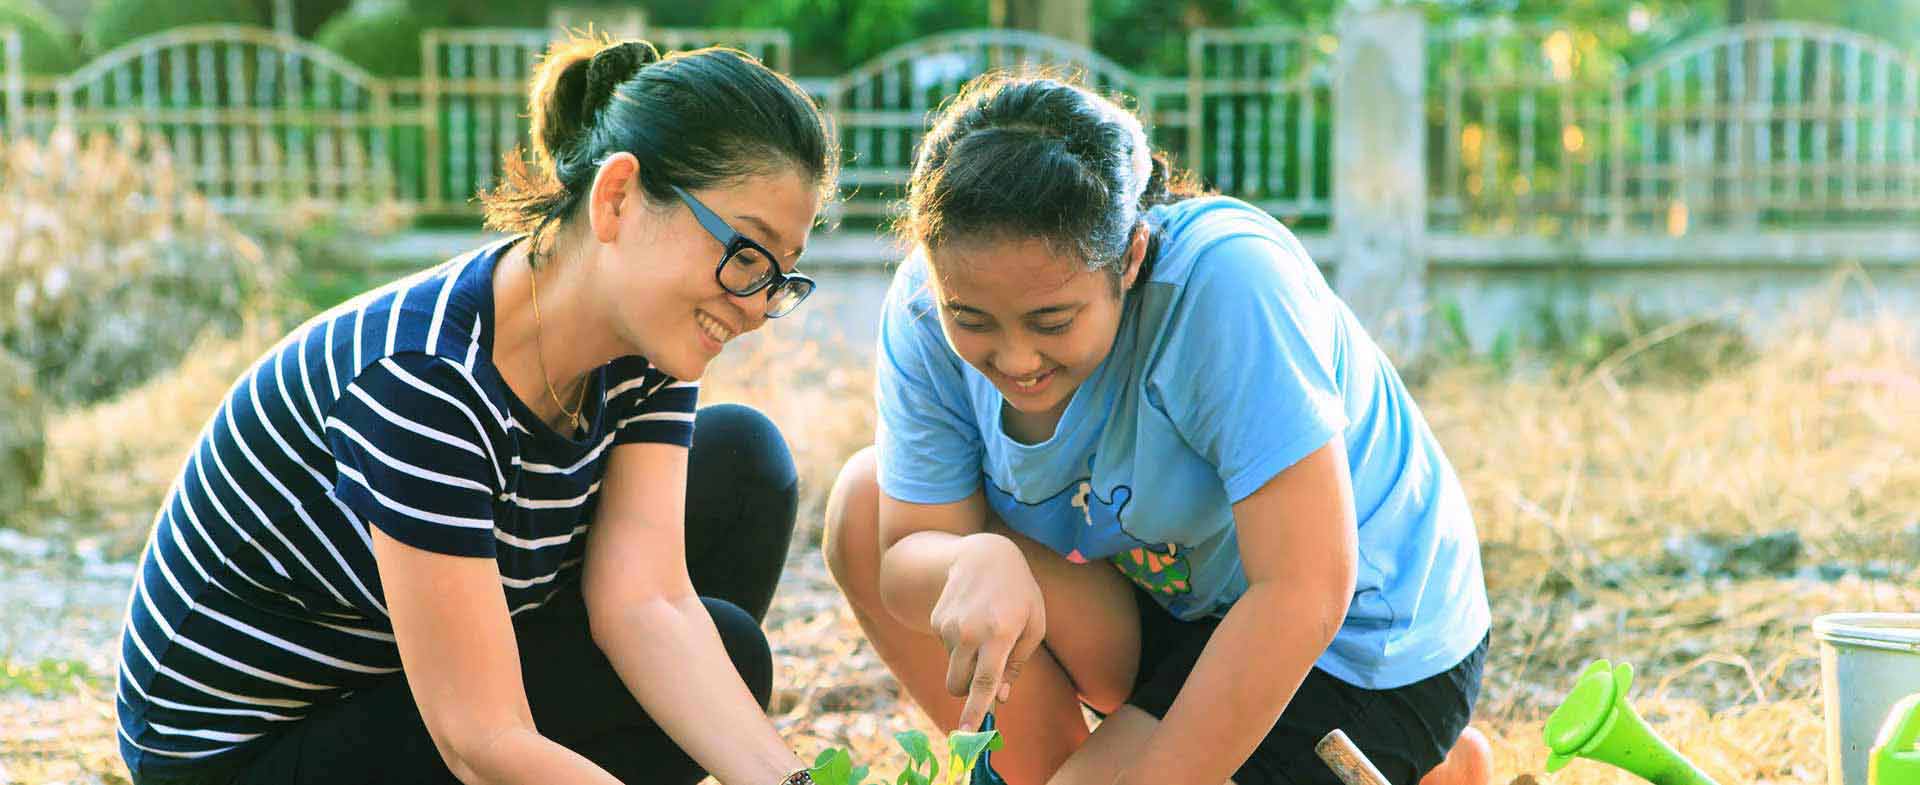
[0,0,1913,78]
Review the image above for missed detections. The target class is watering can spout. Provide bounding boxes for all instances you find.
[1871,693,1920,785]
[1541,660,1723,785]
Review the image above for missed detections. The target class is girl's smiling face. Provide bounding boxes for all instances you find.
[929,232,1143,423]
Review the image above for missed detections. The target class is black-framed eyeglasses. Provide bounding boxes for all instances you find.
[671,185,815,318]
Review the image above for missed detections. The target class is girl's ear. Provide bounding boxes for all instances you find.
[1119,222,1149,291]
[587,152,642,244]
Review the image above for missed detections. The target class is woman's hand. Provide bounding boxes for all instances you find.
[931,533,1048,732]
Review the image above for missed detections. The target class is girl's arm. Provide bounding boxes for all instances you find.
[874,489,989,626]
[876,490,1047,731]
[1116,438,1358,785]
[371,529,624,785]
[582,440,803,785]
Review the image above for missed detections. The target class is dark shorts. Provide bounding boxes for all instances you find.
[1122,587,1487,785]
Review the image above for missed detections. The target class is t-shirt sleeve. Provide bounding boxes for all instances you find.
[606,356,698,448]
[1152,234,1350,503]
[874,263,985,505]
[323,353,506,558]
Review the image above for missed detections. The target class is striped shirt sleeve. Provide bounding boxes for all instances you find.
[324,353,505,558]
[606,356,698,448]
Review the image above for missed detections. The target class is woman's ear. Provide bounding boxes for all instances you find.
[1120,222,1149,291]
[588,152,642,244]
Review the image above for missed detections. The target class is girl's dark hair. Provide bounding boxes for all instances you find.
[483,34,837,256]
[901,72,1202,283]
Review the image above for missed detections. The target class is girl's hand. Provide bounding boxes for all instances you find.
[931,533,1047,732]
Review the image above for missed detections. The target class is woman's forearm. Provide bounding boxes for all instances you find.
[1123,581,1343,785]
[455,727,626,785]
[595,594,802,785]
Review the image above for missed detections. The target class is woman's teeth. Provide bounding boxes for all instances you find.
[696,312,733,344]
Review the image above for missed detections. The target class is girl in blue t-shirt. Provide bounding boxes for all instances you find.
[825,74,1493,785]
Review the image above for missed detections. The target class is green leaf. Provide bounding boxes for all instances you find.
[810,747,854,785]
[850,764,871,785]
[894,729,938,785]
[943,729,1002,785]
[894,730,934,766]
[947,729,1002,770]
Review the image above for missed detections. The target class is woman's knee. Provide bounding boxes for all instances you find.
[691,403,798,494]
[822,446,881,598]
[703,597,774,709]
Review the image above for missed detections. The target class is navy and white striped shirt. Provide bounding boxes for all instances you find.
[116,237,698,775]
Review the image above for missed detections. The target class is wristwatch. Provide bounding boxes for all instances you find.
[781,768,816,785]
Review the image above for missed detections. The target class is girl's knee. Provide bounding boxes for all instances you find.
[703,597,774,709]
[822,446,881,595]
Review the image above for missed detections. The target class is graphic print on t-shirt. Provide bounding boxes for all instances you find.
[985,472,1193,597]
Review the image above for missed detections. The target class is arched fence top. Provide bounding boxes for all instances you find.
[55,24,384,101]
[1621,20,1920,95]
[822,28,1149,103]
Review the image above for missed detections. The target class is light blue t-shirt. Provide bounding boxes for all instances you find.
[873,196,1490,690]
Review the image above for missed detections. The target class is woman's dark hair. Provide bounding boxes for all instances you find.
[483,34,837,256]
[901,72,1203,285]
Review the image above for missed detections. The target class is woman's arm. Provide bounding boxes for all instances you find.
[1117,438,1358,785]
[582,440,802,785]
[371,528,624,785]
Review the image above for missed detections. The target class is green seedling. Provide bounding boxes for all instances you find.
[810,727,1003,785]
[942,729,1004,785]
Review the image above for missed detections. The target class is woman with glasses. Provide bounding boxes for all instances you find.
[117,35,834,785]
[823,74,1492,785]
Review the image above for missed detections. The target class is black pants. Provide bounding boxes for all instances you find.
[1122,586,1487,785]
[142,404,800,785]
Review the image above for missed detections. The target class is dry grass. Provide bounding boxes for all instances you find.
[0,128,291,407]
[700,307,881,537]
[5,277,1917,785]
[1429,306,1920,596]
[29,319,284,557]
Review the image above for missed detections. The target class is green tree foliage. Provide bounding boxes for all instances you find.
[1096,0,1337,74]
[681,0,984,74]
[315,0,433,76]
[84,0,262,55]
[0,0,78,74]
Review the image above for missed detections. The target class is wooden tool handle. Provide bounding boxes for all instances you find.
[1316,729,1394,785]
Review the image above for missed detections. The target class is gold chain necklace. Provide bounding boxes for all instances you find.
[529,256,587,432]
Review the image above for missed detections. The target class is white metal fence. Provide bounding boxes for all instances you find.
[2,20,1917,237]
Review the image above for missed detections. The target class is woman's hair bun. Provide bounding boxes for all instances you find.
[583,40,660,119]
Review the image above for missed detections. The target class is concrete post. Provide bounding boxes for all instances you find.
[991,0,1091,49]
[1332,6,1428,360]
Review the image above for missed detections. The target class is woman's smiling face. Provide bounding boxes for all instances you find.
[590,156,819,382]
[929,234,1141,420]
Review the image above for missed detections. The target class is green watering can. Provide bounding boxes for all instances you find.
[1545,662,1920,785]
[1872,693,1920,785]
[1542,659,1722,785]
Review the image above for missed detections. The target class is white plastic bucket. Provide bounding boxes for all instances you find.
[1816,613,1920,785]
